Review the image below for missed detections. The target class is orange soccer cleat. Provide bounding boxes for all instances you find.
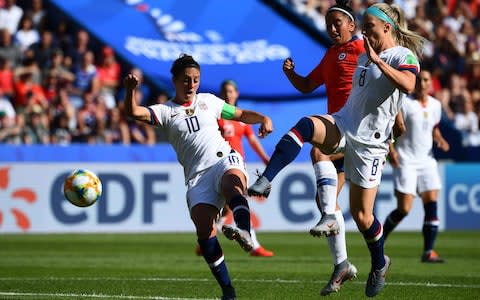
[250,246,274,257]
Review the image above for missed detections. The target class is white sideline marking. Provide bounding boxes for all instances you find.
[0,277,479,289]
[0,292,215,300]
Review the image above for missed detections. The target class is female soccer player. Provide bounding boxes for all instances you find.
[249,2,425,297]
[124,54,273,300]
[384,70,449,263]
[280,0,362,295]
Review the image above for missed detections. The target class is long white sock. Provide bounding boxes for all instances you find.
[313,161,337,214]
[250,228,261,250]
[327,210,348,265]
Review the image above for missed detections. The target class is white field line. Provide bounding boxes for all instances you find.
[0,277,479,289]
[0,292,214,300]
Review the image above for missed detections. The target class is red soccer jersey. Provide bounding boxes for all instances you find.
[218,118,253,159]
[308,37,364,114]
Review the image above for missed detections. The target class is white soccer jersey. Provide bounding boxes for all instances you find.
[149,93,232,182]
[334,46,420,145]
[395,95,442,166]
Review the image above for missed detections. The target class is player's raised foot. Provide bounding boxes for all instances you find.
[309,214,340,237]
[221,285,236,300]
[365,255,391,297]
[247,175,271,198]
[421,250,445,263]
[222,224,254,252]
[320,260,358,296]
[250,246,274,257]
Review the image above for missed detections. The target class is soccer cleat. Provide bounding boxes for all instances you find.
[320,260,358,296]
[247,175,271,198]
[309,214,340,237]
[222,224,254,252]
[365,255,391,297]
[421,250,445,263]
[250,246,274,257]
[221,285,236,300]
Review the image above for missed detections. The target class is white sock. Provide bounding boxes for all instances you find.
[250,228,261,250]
[313,161,337,215]
[326,210,348,265]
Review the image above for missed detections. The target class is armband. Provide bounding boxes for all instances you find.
[221,103,236,120]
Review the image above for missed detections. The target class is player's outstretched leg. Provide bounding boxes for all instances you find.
[248,117,314,197]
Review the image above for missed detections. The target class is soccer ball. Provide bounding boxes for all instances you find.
[63,169,102,207]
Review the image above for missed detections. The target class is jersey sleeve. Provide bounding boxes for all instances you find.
[397,48,420,75]
[148,104,168,126]
[307,56,326,86]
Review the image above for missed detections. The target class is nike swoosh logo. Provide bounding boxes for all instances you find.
[327,223,335,228]
[170,113,179,118]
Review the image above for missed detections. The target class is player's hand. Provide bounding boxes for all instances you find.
[283,57,295,72]
[363,35,381,65]
[124,74,139,90]
[258,116,273,138]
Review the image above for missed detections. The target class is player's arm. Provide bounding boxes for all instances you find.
[283,57,319,94]
[363,37,416,93]
[222,103,272,138]
[123,74,152,123]
[433,125,450,152]
[392,111,406,139]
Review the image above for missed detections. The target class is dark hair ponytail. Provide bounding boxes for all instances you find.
[327,0,355,22]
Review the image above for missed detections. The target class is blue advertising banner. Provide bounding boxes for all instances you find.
[49,0,328,99]
[444,164,480,229]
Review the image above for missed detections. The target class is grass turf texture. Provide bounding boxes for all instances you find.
[0,231,479,300]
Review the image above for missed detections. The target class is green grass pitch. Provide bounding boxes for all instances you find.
[1,231,479,299]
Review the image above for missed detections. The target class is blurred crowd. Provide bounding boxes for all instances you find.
[1,0,480,149]
[283,0,480,147]
[0,0,170,145]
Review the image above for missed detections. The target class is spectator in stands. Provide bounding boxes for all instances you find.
[105,107,130,144]
[0,55,15,100]
[0,0,23,35]
[96,46,121,109]
[50,112,72,145]
[0,109,23,144]
[29,30,57,70]
[24,0,47,32]
[72,90,101,143]
[68,50,99,109]
[43,48,75,88]
[14,15,39,52]
[454,94,480,146]
[13,64,47,112]
[68,29,92,69]
[23,104,49,144]
[48,87,75,131]
[0,29,23,67]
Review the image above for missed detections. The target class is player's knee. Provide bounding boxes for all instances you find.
[292,117,314,142]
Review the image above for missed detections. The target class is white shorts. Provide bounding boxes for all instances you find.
[393,157,441,195]
[186,151,248,212]
[343,137,389,189]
